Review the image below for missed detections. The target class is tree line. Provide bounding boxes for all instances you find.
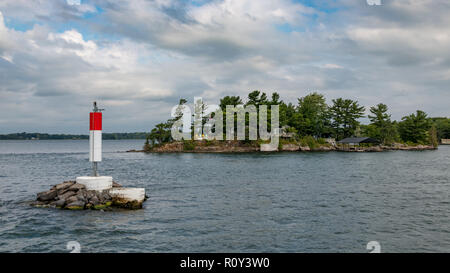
[146,90,449,147]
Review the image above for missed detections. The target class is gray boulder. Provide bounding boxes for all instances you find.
[31,201,50,207]
[65,195,78,204]
[37,189,57,201]
[85,190,96,200]
[68,183,86,192]
[76,191,87,203]
[54,181,75,191]
[102,191,111,200]
[52,199,66,208]
[89,195,100,205]
[66,201,85,210]
[58,190,77,201]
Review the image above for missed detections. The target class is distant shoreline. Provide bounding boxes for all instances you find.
[0,138,146,140]
[0,132,148,140]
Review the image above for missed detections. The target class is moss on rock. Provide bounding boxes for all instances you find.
[93,201,112,210]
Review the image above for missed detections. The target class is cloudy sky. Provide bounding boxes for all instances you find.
[0,0,449,133]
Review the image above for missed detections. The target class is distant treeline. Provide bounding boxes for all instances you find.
[0,132,149,140]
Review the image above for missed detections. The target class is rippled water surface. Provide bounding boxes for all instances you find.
[0,140,449,252]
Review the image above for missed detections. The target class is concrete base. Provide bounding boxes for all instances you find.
[76,176,113,191]
[109,188,146,209]
[109,188,145,203]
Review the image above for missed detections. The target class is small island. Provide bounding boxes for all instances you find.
[140,91,448,153]
[138,139,436,153]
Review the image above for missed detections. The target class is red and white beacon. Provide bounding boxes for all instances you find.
[75,102,146,203]
[90,102,103,176]
[76,102,113,191]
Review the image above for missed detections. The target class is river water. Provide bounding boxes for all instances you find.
[0,140,449,252]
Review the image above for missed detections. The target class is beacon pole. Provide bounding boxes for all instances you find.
[89,102,104,177]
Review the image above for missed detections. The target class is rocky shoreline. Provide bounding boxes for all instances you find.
[129,141,437,153]
[31,181,147,210]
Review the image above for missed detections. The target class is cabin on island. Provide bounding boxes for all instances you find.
[441,139,450,145]
[337,137,380,146]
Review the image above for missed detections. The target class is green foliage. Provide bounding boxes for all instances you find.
[367,103,399,144]
[368,103,390,127]
[299,136,319,149]
[405,141,418,147]
[329,98,365,140]
[147,98,188,147]
[183,140,196,151]
[219,95,243,138]
[271,92,281,105]
[431,117,450,140]
[280,102,296,127]
[398,110,431,144]
[296,92,330,138]
[219,96,243,111]
[246,90,268,106]
[204,140,216,146]
[143,139,152,151]
[429,125,439,148]
[144,91,439,150]
[317,138,326,145]
[147,122,172,146]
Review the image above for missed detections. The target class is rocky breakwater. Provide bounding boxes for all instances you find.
[31,181,147,210]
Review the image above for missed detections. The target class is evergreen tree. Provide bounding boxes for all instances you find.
[398,110,431,143]
[329,98,365,139]
[368,103,398,144]
[296,92,330,138]
[219,96,243,111]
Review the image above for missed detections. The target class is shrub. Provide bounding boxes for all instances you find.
[183,140,196,151]
[299,136,319,149]
[143,139,153,152]
[405,141,418,147]
[317,138,326,145]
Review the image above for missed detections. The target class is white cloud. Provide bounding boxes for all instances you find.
[322,63,344,69]
[0,0,449,133]
[0,0,97,22]
[0,11,12,55]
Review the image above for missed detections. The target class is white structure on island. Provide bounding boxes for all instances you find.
[76,102,145,205]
